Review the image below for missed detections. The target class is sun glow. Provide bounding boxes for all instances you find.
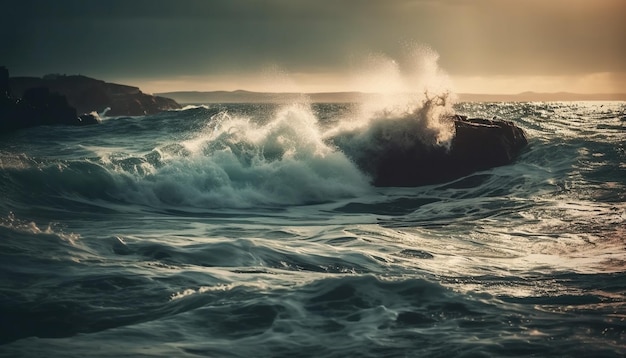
[120,69,626,97]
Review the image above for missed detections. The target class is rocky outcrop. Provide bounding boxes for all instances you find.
[9,73,181,116]
[339,115,528,187]
[1,67,100,132]
[1,67,182,133]
[0,66,8,97]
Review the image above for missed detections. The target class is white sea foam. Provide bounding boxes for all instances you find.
[177,104,211,111]
[111,102,372,208]
[170,283,246,301]
[0,212,80,245]
[98,48,458,208]
[332,46,457,148]
[323,47,458,176]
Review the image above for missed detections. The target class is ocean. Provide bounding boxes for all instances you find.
[0,99,624,357]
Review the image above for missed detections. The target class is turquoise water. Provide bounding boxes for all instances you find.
[1,101,624,357]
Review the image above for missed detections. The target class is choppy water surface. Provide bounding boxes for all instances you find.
[0,101,624,357]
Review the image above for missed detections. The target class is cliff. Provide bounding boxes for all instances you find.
[9,74,181,116]
[1,66,100,132]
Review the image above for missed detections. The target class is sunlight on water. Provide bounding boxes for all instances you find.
[0,212,80,246]
[0,97,624,356]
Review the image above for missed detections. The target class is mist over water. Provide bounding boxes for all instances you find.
[138,103,372,208]
[1,51,625,356]
[4,50,460,210]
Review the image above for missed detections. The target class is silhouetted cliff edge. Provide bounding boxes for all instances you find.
[1,66,102,132]
[8,72,181,116]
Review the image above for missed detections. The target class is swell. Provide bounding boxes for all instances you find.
[3,272,623,356]
[2,102,624,214]
[0,94,459,211]
[0,102,624,357]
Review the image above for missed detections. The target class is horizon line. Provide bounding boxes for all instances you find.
[154,89,626,96]
[153,89,626,102]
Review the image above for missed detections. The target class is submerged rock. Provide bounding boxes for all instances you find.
[339,115,528,187]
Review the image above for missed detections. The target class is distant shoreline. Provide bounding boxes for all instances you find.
[457,92,626,102]
[156,90,626,104]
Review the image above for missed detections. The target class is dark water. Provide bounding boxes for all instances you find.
[0,100,624,357]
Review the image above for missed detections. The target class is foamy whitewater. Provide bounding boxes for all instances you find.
[1,55,625,356]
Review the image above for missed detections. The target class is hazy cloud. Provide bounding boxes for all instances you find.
[2,0,624,92]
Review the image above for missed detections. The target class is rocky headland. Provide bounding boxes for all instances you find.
[8,72,180,117]
[1,66,181,133]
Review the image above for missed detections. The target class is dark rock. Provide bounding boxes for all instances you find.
[0,67,102,133]
[9,73,181,116]
[1,66,180,133]
[452,115,528,171]
[0,66,8,97]
[337,114,528,187]
[21,87,78,126]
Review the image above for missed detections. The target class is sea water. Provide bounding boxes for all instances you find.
[0,100,624,357]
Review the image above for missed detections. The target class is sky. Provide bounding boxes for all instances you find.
[2,0,625,94]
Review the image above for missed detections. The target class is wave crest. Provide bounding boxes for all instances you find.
[113,103,372,208]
